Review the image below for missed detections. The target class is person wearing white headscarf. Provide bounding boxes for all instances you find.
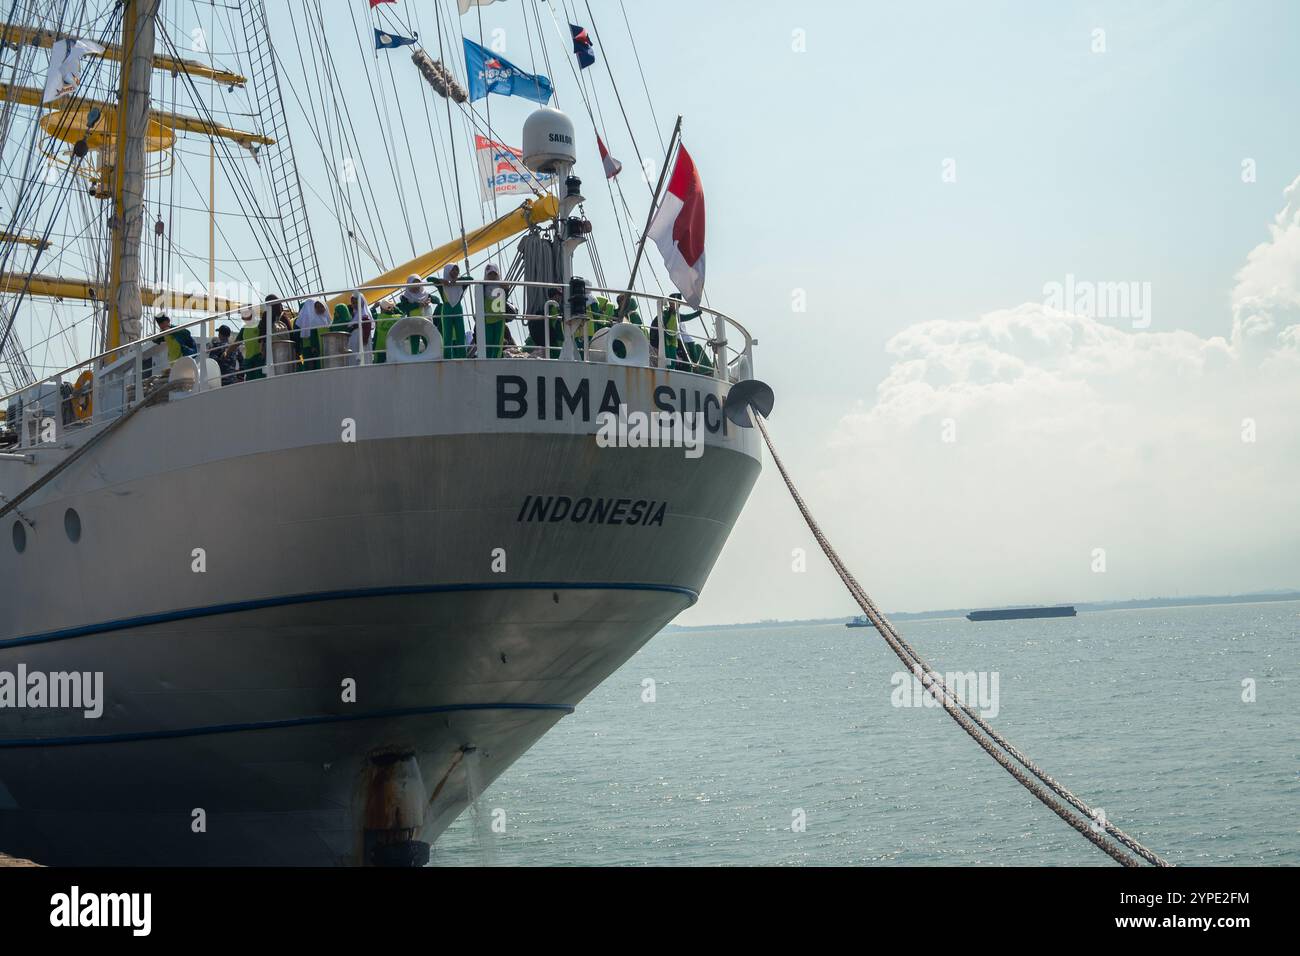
[432,263,468,358]
[344,291,371,365]
[397,274,430,316]
[296,298,330,370]
[480,262,510,359]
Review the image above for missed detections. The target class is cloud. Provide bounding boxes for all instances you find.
[817,178,1300,610]
[1231,174,1300,355]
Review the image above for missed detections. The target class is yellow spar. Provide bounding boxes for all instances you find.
[0,22,247,87]
[0,272,245,315]
[328,195,559,310]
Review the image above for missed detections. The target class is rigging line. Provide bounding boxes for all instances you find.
[157,28,304,299]
[616,0,664,154]
[0,6,122,275]
[751,412,1169,868]
[577,0,652,198]
[380,51,435,253]
[164,159,266,292]
[312,6,397,277]
[401,0,459,241]
[267,37,372,272]
[536,1,642,278]
[319,0,400,280]
[473,0,505,268]
[284,0,358,281]
[156,23,299,296]
[432,0,468,270]
[338,0,416,266]
[527,0,559,110]
[0,6,125,361]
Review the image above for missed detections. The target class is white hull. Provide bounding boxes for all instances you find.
[0,359,760,864]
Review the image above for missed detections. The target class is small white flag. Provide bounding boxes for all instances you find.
[458,0,503,14]
[42,37,105,105]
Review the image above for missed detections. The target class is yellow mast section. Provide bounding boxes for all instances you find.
[0,273,244,315]
[328,196,559,310]
[0,84,272,150]
[0,22,246,87]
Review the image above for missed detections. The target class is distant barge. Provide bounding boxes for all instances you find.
[966,606,1076,622]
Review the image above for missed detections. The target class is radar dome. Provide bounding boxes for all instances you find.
[522,107,577,174]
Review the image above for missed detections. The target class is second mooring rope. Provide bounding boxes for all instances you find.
[752,413,1171,867]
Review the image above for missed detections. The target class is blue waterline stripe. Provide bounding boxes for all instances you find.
[0,702,576,749]
[0,581,698,650]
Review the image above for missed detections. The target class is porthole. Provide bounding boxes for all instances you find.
[64,508,82,543]
[12,520,26,553]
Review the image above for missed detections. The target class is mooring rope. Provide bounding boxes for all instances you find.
[752,412,1171,867]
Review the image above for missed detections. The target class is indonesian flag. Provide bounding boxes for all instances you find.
[597,135,622,180]
[647,145,705,306]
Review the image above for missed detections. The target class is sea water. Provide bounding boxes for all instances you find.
[432,601,1298,866]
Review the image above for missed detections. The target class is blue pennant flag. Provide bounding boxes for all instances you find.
[570,24,595,70]
[463,37,553,105]
[375,29,417,50]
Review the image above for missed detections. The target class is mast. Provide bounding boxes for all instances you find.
[106,0,161,352]
[619,116,682,319]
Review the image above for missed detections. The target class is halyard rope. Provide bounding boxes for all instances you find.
[752,412,1171,867]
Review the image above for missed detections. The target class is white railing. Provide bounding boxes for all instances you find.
[0,282,755,450]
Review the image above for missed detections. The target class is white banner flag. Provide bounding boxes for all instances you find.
[42,37,105,105]
[475,135,555,203]
[458,0,503,14]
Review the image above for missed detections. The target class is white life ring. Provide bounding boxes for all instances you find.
[588,323,650,367]
[386,317,442,363]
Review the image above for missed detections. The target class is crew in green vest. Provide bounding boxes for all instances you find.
[481,262,509,359]
[680,331,715,373]
[616,292,643,326]
[372,300,402,364]
[544,289,564,358]
[153,314,198,363]
[653,294,682,365]
[432,263,469,359]
[238,307,265,380]
[396,274,431,315]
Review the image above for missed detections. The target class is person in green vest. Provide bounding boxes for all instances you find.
[238,306,265,380]
[372,299,402,364]
[547,288,566,357]
[395,274,431,315]
[585,292,616,341]
[679,330,715,374]
[616,292,643,326]
[153,314,197,362]
[325,303,353,365]
[431,263,469,359]
[652,294,682,366]
[480,262,510,359]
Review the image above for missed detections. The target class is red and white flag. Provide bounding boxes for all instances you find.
[647,145,705,306]
[597,135,622,180]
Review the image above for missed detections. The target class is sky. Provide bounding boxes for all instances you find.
[209,0,1300,623]
[11,0,1300,625]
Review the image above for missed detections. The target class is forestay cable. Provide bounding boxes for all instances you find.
[750,412,1172,867]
